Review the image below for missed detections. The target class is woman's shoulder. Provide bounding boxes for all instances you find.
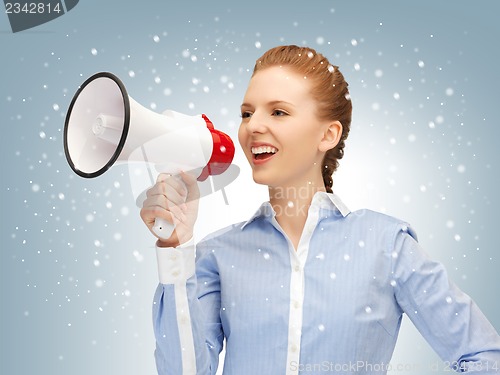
[346,208,417,241]
[196,221,248,249]
[348,208,408,225]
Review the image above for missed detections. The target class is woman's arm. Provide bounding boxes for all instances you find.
[141,173,224,374]
[153,240,223,375]
[392,224,500,372]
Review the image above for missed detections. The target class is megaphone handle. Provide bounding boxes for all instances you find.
[151,174,185,240]
[152,217,175,239]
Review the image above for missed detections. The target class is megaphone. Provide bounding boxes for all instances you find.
[64,72,235,239]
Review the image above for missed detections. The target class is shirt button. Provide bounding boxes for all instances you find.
[293,301,301,309]
[290,344,298,352]
[171,268,180,277]
[169,254,178,261]
[294,265,300,272]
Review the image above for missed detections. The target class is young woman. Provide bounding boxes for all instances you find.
[140,45,500,375]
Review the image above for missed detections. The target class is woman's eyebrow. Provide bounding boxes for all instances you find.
[268,100,294,107]
[240,100,294,108]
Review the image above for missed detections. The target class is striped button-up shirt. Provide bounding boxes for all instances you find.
[153,192,500,374]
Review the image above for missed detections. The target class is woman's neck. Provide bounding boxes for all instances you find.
[268,183,326,250]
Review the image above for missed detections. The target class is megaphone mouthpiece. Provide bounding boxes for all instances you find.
[197,114,235,181]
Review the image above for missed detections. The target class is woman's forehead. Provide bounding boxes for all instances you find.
[244,66,313,103]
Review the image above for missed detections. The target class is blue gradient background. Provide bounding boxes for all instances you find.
[1,1,499,374]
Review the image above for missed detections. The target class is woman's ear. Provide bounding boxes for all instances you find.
[319,121,342,152]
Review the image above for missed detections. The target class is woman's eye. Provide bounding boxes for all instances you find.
[240,111,252,119]
[272,109,288,116]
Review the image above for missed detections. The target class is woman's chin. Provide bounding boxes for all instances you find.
[251,171,276,187]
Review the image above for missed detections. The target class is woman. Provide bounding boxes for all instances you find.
[141,45,500,375]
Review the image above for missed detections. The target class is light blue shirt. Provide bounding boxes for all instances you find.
[153,192,500,374]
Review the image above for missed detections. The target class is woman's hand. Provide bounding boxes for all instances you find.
[140,171,200,248]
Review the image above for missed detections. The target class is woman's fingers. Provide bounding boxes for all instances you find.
[147,174,187,206]
[141,171,200,245]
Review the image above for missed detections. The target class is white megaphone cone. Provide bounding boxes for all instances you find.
[64,72,235,239]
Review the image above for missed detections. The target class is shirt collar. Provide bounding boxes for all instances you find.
[241,191,351,230]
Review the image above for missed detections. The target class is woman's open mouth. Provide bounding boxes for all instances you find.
[251,146,278,164]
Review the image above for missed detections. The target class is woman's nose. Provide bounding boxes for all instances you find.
[245,112,267,133]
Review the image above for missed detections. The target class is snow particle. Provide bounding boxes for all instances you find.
[446,88,454,96]
[351,39,358,46]
[91,48,98,56]
[153,35,160,43]
[133,250,144,262]
[53,104,60,111]
[255,41,262,49]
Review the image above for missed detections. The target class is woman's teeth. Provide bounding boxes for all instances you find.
[251,146,278,155]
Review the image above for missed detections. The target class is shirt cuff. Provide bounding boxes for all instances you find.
[155,238,195,284]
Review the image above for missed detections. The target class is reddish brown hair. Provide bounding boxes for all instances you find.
[252,45,352,193]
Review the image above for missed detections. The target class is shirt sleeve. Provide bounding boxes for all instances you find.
[392,224,500,373]
[152,238,224,375]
